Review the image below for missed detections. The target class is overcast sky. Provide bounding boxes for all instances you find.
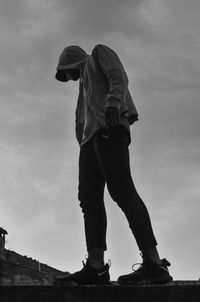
[0,0,200,281]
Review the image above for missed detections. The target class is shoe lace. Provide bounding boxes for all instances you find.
[81,253,89,268]
[131,253,171,272]
[82,260,86,267]
[132,262,142,272]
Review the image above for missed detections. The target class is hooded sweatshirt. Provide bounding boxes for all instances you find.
[56,44,139,146]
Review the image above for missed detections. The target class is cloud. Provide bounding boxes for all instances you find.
[54,0,148,37]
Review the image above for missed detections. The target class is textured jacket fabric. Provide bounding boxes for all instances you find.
[56,44,139,145]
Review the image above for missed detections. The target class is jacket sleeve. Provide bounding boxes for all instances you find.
[92,44,129,109]
[75,81,85,146]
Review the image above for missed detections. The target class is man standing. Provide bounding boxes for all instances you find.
[55,44,172,285]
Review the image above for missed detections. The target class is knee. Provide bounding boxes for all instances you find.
[78,185,104,206]
[79,197,105,215]
[107,184,135,205]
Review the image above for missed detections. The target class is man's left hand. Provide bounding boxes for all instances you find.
[105,106,120,128]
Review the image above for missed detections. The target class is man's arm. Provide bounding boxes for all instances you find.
[92,44,129,110]
[92,44,129,128]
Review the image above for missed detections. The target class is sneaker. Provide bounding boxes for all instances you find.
[118,257,173,285]
[54,260,111,285]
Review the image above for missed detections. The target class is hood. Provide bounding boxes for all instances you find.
[55,45,89,82]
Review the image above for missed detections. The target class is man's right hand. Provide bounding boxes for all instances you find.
[105,106,120,128]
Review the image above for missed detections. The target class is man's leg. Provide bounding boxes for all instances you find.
[93,126,158,255]
[54,138,111,285]
[78,139,107,269]
[92,125,172,285]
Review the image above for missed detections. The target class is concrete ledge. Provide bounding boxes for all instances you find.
[0,282,200,302]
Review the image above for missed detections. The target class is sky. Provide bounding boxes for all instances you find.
[0,0,200,281]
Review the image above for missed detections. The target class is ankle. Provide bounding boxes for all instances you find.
[88,258,105,270]
[142,247,162,265]
[88,248,105,270]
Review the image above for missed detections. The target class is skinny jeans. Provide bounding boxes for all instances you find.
[78,125,157,252]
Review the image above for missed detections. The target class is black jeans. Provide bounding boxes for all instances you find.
[78,125,157,252]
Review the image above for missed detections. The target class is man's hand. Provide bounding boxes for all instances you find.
[105,106,120,128]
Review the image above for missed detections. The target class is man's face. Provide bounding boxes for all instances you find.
[65,69,80,81]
